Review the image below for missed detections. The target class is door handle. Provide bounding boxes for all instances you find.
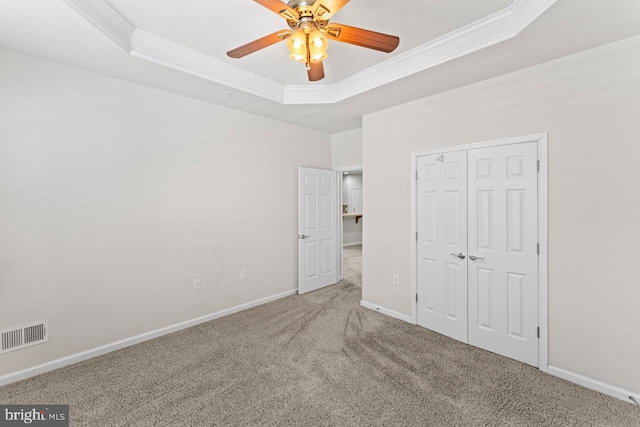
[469,254,484,261]
[299,235,310,239]
[450,252,466,260]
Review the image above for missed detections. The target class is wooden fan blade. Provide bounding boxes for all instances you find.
[311,0,350,21]
[254,0,299,21]
[307,61,325,81]
[227,30,291,58]
[325,23,399,53]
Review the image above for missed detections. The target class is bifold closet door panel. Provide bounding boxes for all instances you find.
[467,142,539,366]
[416,151,468,343]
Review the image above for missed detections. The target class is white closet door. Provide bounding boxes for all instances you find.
[416,151,468,342]
[467,142,539,366]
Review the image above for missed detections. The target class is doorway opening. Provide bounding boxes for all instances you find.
[337,166,363,292]
[296,165,364,295]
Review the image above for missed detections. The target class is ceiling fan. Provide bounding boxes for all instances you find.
[226,0,400,82]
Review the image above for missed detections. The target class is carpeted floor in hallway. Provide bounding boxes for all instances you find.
[1,244,639,426]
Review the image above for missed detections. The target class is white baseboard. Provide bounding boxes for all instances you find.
[0,289,297,387]
[360,300,413,324]
[547,365,640,405]
[343,242,362,247]
[358,304,640,406]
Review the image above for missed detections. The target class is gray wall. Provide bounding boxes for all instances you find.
[0,49,332,376]
[361,36,640,393]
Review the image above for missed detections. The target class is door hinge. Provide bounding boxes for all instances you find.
[537,243,540,255]
[415,171,418,180]
[416,294,418,302]
[537,160,540,172]
[416,232,418,241]
[537,327,540,338]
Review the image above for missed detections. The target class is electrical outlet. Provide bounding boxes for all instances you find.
[240,269,247,280]
[392,275,400,286]
[193,278,201,290]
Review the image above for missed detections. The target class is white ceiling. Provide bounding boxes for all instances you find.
[105,0,511,85]
[1,0,639,134]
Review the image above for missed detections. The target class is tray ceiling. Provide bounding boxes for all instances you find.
[60,0,560,105]
[1,0,639,133]
[106,0,512,85]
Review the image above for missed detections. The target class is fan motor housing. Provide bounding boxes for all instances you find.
[288,0,315,8]
[289,1,316,17]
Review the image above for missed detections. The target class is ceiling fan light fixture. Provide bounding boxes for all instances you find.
[308,29,328,62]
[287,30,308,62]
[287,28,328,64]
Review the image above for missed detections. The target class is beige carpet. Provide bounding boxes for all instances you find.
[1,244,639,426]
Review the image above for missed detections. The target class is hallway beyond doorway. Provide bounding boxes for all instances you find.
[342,244,362,290]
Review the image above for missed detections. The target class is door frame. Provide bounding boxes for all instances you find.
[410,133,548,371]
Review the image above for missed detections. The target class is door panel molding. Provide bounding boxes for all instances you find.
[468,141,539,366]
[298,167,340,294]
[416,151,468,342]
[410,133,548,371]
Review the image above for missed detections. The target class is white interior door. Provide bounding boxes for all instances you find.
[416,152,468,342]
[298,167,339,294]
[467,142,539,366]
[350,188,363,213]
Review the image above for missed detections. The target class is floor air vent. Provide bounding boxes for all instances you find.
[0,320,48,354]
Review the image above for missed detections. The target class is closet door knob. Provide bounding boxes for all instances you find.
[469,254,484,261]
[450,252,466,259]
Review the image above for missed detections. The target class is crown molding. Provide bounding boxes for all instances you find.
[285,0,557,104]
[64,0,557,105]
[130,30,285,103]
[61,0,134,52]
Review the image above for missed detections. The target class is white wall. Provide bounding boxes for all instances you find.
[333,129,363,246]
[0,49,331,376]
[362,36,640,393]
[342,174,363,246]
[332,128,362,168]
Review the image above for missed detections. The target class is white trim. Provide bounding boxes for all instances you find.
[333,165,363,173]
[130,30,284,103]
[361,300,413,324]
[410,155,418,325]
[336,169,343,282]
[284,84,337,105]
[411,133,549,157]
[0,289,297,387]
[410,133,549,369]
[548,365,640,404]
[63,0,557,105]
[285,0,557,104]
[537,134,549,372]
[343,242,362,247]
[60,0,134,52]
